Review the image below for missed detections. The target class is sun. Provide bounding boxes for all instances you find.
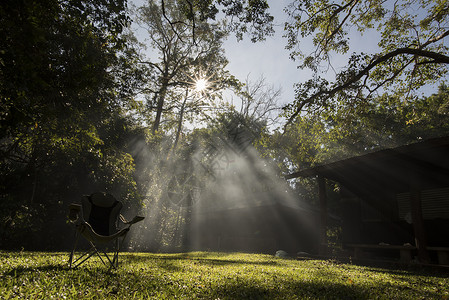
[195,78,208,92]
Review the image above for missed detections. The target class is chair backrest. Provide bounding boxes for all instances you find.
[81,192,123,236]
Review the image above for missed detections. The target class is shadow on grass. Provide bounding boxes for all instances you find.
[0,251,67,257]
[339,258,449,279]
[2,258,116,277]
[190,257,280,267]
[210,276,445,300]
[211,280,369,300]
[123,252,280,267]
[3,264,67,276]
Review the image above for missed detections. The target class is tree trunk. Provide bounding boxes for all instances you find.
[172,89,189,152]
[152,72,170,135]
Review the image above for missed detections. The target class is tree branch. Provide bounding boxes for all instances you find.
[161,0,197,44]
[322,0,358,44]
[161,0,187,42]
[284,47,449,129]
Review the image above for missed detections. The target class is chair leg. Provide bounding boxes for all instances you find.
[110,234,127,271]
[115,238,120,268]
[69,232,80,268]
[92,242,107,266]
[102,251,116,270]
[73,248,98,268]
[71,241,101,269]
[108,240,119,271]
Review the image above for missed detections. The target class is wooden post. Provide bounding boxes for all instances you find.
[409,173,430,263]
[318,176,328,255]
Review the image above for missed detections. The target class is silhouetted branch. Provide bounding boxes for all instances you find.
[284,47,449,130]
[161,0,196,44]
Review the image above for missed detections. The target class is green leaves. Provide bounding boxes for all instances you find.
[0,0,145,250]
[287,83,449,169]
[283,0,449,125]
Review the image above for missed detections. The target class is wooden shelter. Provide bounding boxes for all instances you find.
[190,202,320,254]
[286,136,449,264]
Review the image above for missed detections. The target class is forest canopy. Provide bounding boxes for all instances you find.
[1,0,448,251]
[282,0,449,128]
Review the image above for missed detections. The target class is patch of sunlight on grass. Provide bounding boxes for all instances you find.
[0,251,448,299]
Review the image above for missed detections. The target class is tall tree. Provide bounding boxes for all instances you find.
[128,0,242,251]
[283,0,449,128]
[134,0,234,135]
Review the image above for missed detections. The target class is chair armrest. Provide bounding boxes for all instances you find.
[122,215,145,225]
[68,203,82,222]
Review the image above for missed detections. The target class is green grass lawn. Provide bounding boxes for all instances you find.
[0,251,448,299]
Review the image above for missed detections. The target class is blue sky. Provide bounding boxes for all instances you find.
[222,0,382,110]
[222,0,300,108]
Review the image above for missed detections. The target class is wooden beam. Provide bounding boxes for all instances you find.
[317,176,328,254]
[409,173,430,263]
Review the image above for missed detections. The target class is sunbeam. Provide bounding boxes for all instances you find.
[126,109,320,254]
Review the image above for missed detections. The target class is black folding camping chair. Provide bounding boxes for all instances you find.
[68,192,144,270]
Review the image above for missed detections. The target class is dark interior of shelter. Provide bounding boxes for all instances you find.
[286,136,449,265]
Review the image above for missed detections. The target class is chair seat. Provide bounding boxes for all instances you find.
[77,222,130,243]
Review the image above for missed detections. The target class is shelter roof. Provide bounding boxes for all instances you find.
[285,136,449,197]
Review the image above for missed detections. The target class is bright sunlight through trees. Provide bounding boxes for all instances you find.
[195,78,208,92]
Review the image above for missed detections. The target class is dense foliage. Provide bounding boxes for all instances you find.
[276,84,449,171]
[283,0,449,127]
[158,0,274,42]
[0,0,142,250]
